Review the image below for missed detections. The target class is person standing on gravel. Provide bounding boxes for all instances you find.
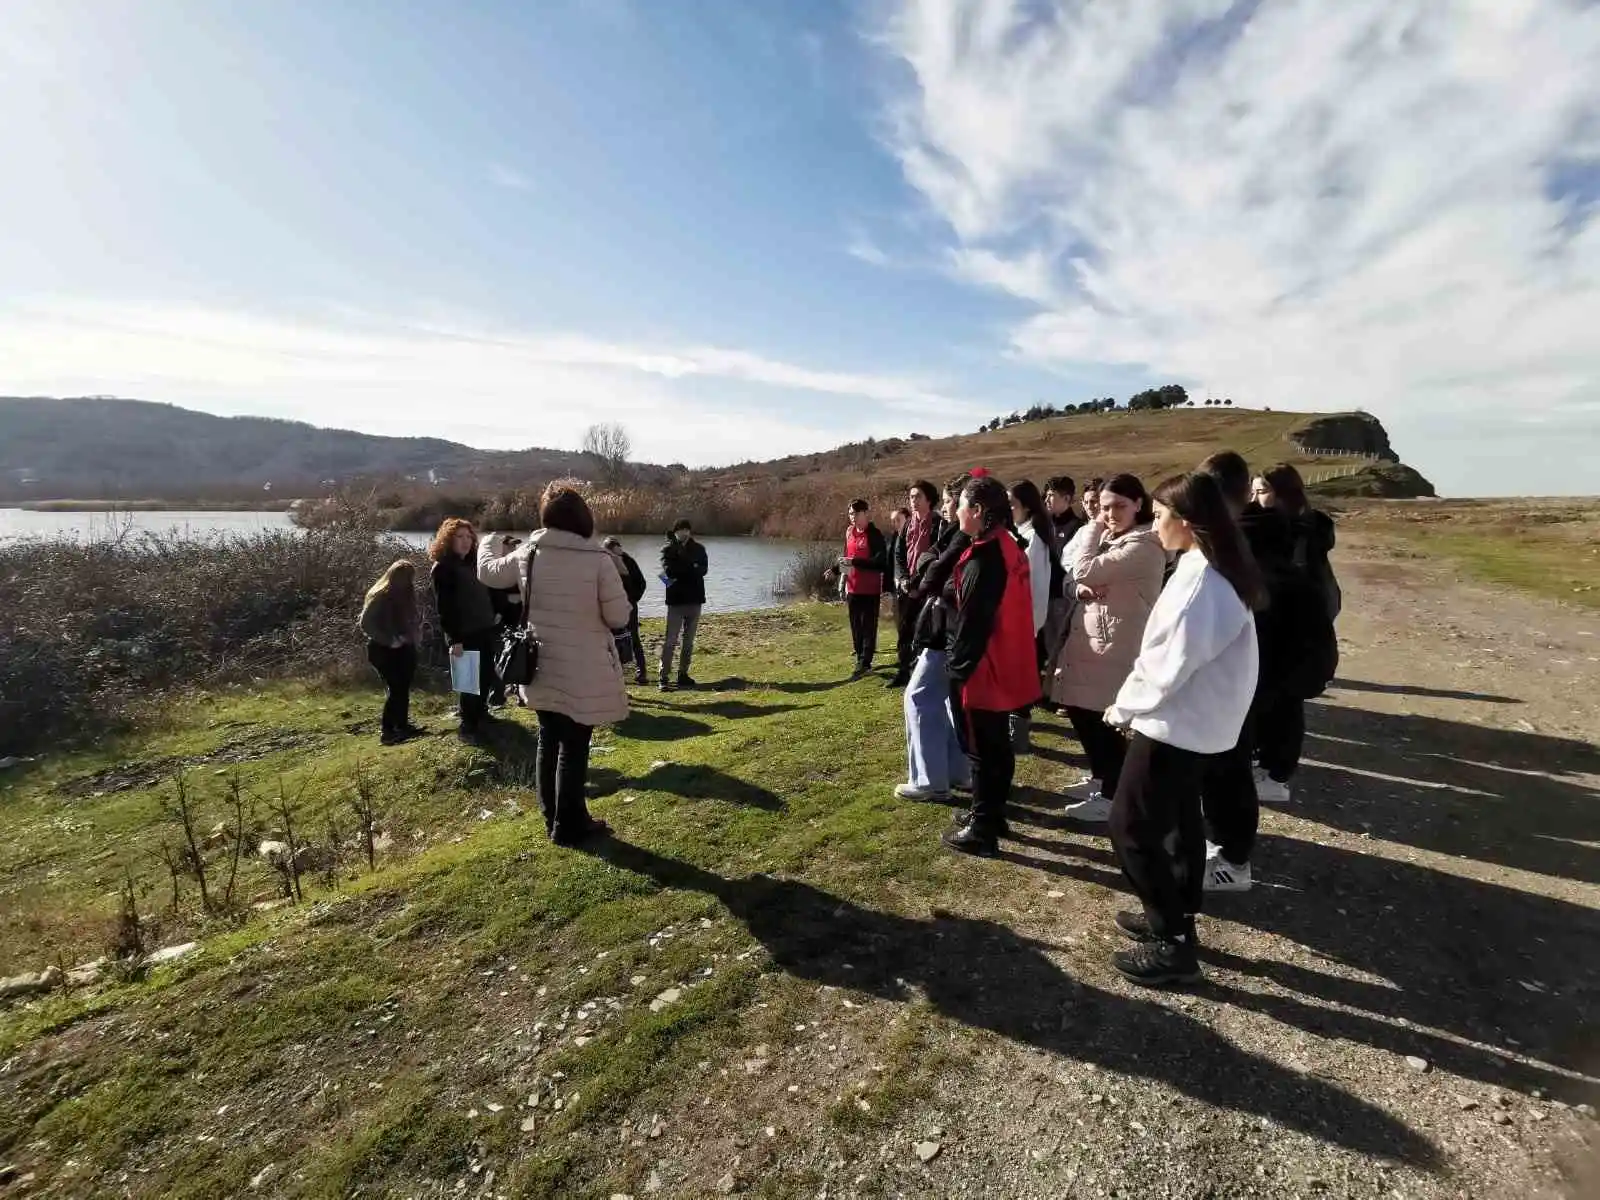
[1104,470,1263,985]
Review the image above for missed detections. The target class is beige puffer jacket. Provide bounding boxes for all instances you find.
[1050,523,1168,711]
[478,528,633,727]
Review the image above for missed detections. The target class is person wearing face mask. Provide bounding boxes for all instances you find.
[840,499,889,680]
[1050,474,1167,821]
[659,519,709,691]
[942,474,1042,857]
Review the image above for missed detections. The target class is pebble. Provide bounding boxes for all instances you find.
[915,1141,943,1163]
[249,1164,279,1190]
[1404,1056,1430,1073]
[716,1171,737,1194]
[1456,1096,1480,1111]
[650,988,684,1012]
[520,1115,538,1133]
[1493,1113,1514,1126]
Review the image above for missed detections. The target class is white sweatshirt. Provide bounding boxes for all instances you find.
[1060,521,1094,594]
[1018,520,1050,634]
[1105,549,1258,754]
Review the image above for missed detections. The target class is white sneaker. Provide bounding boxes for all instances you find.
[895,783,950,801]
[1204,851,1253,893]
[1063,775,1103,802]
[1253,768,1292,805]
[1062,791,1112,823]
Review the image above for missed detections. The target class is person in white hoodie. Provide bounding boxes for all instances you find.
[1101,471,1266,986]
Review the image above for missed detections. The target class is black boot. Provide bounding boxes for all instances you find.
[941,819,999,857]
[1112,935,1202,986]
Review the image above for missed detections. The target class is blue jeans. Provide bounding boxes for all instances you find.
[904,649,971,793]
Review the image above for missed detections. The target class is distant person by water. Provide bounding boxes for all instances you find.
[840,499,888,680]
[603,536,650,685]
[357,559,425,745]
[429,518,500,739]
[942,475,1042,857]
[478,483,631,847]
[660,519,708,691]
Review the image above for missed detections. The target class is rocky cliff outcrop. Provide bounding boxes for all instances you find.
[1293,412,1398,462]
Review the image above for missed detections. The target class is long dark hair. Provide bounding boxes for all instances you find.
[1262,463,1310,515]
[1101,473,1154,524]
[960,476,1012,537]
[1153,472,1267,610]
[1008,479,1056,547]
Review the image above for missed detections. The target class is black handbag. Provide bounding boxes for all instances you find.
[495,548,540,687]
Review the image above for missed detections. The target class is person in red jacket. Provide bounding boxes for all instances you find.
[943,475,1043,856]
[840,498,889,680]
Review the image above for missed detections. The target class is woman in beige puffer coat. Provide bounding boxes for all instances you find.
[1051,473,1168,820]
[478,483,632,846]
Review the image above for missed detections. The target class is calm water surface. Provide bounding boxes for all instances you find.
[0,509,826,617]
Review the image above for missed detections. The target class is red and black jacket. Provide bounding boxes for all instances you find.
[949,530,1041,712]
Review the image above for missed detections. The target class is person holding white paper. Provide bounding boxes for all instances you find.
[429,518,500,738]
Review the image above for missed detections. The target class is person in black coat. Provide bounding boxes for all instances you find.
[428,518,501,737]
[485,533,525,705]
[1262,463,1341,621]
[604,536,650,684]
[660,519,709,690]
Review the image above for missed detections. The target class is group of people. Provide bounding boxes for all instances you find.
[866,454,1337,984]
[356,450,1338,984]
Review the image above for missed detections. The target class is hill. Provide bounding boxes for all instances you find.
[0,397,647,504]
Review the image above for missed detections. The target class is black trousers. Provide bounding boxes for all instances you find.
[535,709,595,841]
[847,593,880,668]
[457,628,500,728]
[1202,719,1258,866]
[366,641,416,736]
[962,706,1015,836]
[1110,733,1208,941]
[893,593,919,677]
[1255,690,1305,782]
[625,608,648,678]
[1067,706,1128,794]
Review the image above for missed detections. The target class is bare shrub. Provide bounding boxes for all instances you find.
[582,423,632,486]
[159,769,212,914]
[774,547,841,601]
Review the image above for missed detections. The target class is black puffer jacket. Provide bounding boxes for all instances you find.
[661,536,709,608]
[908,524,971,653]
[1241,503,1337,698]
[430,553,497,643]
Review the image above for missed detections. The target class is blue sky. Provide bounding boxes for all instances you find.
[1,0,1597,495]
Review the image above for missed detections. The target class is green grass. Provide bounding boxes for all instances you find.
[1344,498,1600,608]
[0,606,1072,1197]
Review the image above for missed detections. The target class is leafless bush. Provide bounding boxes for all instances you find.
[109,869,147,960]
[774,546,841,601]
[159,769,213,914]
[221,773,254,909]
[349,760,379,872]
[0,526,434,753]
[582,423,632,486]
[272,775,309,903]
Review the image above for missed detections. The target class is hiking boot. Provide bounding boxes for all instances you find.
[1114,909,1155,943]
[1062,791,1113,824]
[945,810,1010,839]
[633,672,648,686]
[888,672,910,689]
[1253,767,1292,805]
[401,723,428,738]
[380,731,404,746]
[941,821,999,858]
[677,675,698,690]
[895,783,951,802]
[1113,936,1202,987]
[659,678,676,693]
[552,817,611,848]
[1203,849,1253,893]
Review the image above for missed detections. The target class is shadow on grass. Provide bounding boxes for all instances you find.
[685,700,813,722]
[637,763,784,812]
[614,711,714,742]
[589,837,1441,1168]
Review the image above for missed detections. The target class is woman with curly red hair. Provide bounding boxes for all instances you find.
[429,517,500,738]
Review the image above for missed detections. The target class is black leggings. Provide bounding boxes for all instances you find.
[962,705,1015,836]
[536,709,595,842]
[456,628,500,728]
[367,642,416,736]
[1255,691,1305,782]
[1067,706,1128,794]
[847,593,880,668]
[1111,733,1208,941]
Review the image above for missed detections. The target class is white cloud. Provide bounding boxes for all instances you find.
[487,163,535,193]
[845,226,891,266]
[877,0,1600,492]
[0,300,983,465]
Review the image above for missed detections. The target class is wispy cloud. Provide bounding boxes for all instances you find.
[487,163,535,193]
[875,1,1600,475]
[844,225,891,267]
[0,300,984,465]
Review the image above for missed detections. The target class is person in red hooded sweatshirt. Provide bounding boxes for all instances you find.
[840,499,889,680]
[943,474,1043,857]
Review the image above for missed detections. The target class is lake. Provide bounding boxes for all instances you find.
[0,508,827,618]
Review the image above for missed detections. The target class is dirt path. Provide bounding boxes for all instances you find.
[643,532,1600,1199]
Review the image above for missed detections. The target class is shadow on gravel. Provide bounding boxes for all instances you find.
[1297,702,1600,886]
[592,838,1442,1169]
[1329,678,1524,705]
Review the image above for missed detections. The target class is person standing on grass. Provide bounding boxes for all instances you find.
[486,533,524,706]
[1103,470,1264,985]
[603,536,649,685]
[1007,480,1056,754]
[429,517,501,739]
[886,505,911,687]
[1050,474,1166,821]
[1194,453,1337,894]
[892,481,945,688]
[895,475,972,803]
[478,483,632,847]
[358,559,425,745]
[841,499,889,680]
[659,519,708,691]
[943,475,1042,857]
[1041,475,1083,665]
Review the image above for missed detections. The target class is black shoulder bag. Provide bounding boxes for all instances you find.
[495,548,540,687]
